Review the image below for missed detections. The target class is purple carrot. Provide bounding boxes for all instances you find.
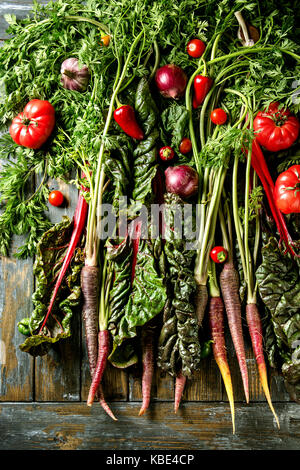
[139,327,155,416]
[220,261,249,403]
[174,371,187,413]
[87,330,110,407]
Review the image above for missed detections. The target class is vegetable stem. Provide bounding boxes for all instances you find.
[85,30,144,266]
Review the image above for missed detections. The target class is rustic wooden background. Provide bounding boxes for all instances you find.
[0,0,300,451]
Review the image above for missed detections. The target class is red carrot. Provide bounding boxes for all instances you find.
[209,296,235,433]
[139,327,155,416]
[174,371,187,413]
[220,261,249,403]
[81,265,117,420]
[98,384,117,421]
[246,303,280,428]
[87,329,110,407]
[38,191,88,333]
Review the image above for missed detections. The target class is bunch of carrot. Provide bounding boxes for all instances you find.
[30,8,296,432]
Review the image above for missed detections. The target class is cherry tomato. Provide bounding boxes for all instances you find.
[49,190,64,207]
[9,99,55,150]
[179,137,192,154]
[253,102,300,152]
[210,246,228,264]
[274,165,300,214]
[210,108,227,125]
[187,39,206,58]
[159,146,175,161]
[100,34,110,47]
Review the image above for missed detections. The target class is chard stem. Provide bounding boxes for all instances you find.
[85,30,144,265]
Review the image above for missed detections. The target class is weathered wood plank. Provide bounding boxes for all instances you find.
[0,117,34,400]
[0,249,34,401]
[0,1,50,39]
[0,402,299,450]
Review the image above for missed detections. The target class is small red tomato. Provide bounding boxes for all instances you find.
[187,39,206,58]
[210,246,228,264]
[49,190,64,207]
[210,108,227,125]
[179,137,192,154]
[159,146,175,161]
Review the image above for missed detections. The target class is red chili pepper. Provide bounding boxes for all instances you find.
[159,146,175,161]
[192,75,213,109]
[38,176,89,334]
[113,105,144,140]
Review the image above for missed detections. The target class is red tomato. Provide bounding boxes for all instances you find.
[187,39,206,58]
[179,137,192,154]
[210,246,228,264]
[49,190,64,207]
[159,146,175,161]
[210,108,227,125]
[274,165,300,214]
[253,102,300,152]
[9,99,55,150]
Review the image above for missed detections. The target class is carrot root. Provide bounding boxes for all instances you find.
[174,372,187,413]
[98,384,118,421]
[87,330,110,407]
[81,265,100,376]
[209,296,235,434]
[195,283,208,327]
[220,262,249,403]
[246,303,280,429]
[139,328,155,417]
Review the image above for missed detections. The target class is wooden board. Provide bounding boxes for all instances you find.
[1,402,300,450]
[0,0,297,451]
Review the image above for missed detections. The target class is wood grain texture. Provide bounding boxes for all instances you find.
[0,249,34,401]
[0,402,299,450]
[0,1,49,39]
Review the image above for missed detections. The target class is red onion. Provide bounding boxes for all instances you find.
[165,165,198,198]
[61,58,90,92]
[155,64,187,99]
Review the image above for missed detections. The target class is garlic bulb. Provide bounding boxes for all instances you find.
[61,58,90,92]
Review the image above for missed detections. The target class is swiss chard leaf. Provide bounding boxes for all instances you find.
[107,230,166,368]
[256,236,300,400]
[19,216,84,356]
[132,77,159,203]
[160,102,189,155]
[157,192,201,377]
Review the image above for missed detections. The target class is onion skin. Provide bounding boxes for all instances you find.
[165,165,198,199]
[155,64,187,100]
[61,58,90,92]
